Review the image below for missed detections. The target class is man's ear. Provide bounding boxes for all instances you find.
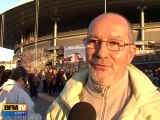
[127,45,137,64]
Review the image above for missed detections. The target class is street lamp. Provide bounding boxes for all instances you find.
[51,17,60,66]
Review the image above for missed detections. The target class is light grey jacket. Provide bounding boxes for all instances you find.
[46,64,160,120]
[0,79,42,120]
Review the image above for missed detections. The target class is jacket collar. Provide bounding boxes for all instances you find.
[59,69,88,107]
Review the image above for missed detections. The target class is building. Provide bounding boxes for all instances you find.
[0,0,160,71]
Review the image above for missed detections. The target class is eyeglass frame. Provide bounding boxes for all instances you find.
[83,37,134,51]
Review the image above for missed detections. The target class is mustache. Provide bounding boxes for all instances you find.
[89,58,114,66]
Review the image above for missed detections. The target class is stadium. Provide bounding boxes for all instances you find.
[0,0,160,71]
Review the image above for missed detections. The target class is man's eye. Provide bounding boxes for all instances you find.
[108,41,120,46]
[88,40,98,44]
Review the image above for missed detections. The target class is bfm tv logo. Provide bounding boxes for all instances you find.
[2,104,27,117]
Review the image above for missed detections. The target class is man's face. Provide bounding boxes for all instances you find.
[85,15,136,86]
[18,76,28,89]
[18,79,27,89]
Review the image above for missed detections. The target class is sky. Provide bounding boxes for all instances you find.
[0,0,23,13]
[0,47,14,61]
[0,0,22,60]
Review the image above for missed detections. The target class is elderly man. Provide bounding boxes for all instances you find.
[46,12,160,120]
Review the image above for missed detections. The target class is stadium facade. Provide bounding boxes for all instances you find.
[0,0,160,71]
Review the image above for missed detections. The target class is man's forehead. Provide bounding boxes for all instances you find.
[87,33,124,41]
[88,24,127,39]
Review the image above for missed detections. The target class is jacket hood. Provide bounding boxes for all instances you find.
[1,79,18,92]
[124,64,160,118]
[127,64,157,97]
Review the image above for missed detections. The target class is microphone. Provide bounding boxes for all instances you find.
[68,102,96,120]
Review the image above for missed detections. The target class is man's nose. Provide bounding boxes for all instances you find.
[96,42,109,58]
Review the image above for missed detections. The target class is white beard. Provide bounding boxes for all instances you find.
[88,64,114,87]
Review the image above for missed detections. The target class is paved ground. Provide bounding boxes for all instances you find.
[33,93,56,120]
[28,82,59,120]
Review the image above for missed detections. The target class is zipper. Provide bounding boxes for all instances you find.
[100,86,110,120]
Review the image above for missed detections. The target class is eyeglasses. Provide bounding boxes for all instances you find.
[84,38,134,51]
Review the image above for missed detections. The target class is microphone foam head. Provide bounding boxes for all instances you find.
[68,102,96,120]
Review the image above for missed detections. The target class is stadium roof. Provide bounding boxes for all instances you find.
[1,0,160,49]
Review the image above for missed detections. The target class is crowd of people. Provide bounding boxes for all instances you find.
[0,64,76,99]
[1,12,160,120]
[0,65,12,87]
[0,64,75,119]
[143,68,160,88]
[27,67,72,99]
